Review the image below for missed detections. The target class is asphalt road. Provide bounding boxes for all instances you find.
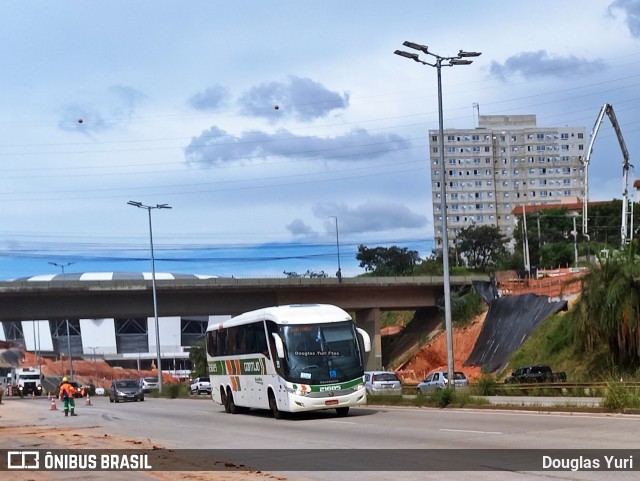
[2,395,638,481]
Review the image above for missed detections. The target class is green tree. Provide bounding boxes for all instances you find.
[189,340,209,378]
[356,245,421,276]
[575,247,640,368]
[513,208,575,269]
[455,224,508,271]
[539,242,575,268]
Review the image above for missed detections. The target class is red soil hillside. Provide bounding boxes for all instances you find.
[19,351,179,392]
[396,313,485,384]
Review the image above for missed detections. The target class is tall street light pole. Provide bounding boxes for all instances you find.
[49,261,76,378]
[394,41,481,388]
[127,201,172,393]
[329,216,342,282]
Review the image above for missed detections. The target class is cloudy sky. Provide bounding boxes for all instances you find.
[1,0,639,280]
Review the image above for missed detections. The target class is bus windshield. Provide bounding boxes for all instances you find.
[279,321,363,384]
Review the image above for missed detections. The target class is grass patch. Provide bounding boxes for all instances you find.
[367,389,489,408]
[473,374,498,396]
[147,382,190,399]
[602,382,640,412]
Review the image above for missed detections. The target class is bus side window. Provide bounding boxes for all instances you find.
[216,330,227,356]
[265,321,281,367]
[207,331,216,357]
[235,326,245,354]
[255,323,269,358]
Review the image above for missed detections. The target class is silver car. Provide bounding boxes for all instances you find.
[138,377,159,393]
[416,370,468,395]
[364,371,403,395]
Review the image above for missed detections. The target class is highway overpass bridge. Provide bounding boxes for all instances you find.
[0,274,487,371]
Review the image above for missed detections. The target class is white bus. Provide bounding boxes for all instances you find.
[206,304,371,418]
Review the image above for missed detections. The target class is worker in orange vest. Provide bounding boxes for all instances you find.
[58,377,78,417]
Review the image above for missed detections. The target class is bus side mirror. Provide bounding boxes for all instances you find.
[271,333,285,358]
[356,328,371,353]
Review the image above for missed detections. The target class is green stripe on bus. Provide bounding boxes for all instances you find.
[209,358,268,376]
[294,376,363,392]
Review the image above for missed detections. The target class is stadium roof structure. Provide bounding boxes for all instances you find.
[10,272,218,282]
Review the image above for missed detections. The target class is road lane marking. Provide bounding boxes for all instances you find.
[327,420,357,425]
[439,428,502,435]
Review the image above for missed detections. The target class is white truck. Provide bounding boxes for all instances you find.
[8,367,43,397]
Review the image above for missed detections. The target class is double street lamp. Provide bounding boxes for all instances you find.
[394,41,481,388]
[48,261,75,275]
[127,201,172,393]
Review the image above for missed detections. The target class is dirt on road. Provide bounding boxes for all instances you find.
[0,400,291,481]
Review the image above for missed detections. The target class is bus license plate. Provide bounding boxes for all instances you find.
[325,399,339,406]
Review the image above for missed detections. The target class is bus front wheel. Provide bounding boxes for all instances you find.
[336,407,350,417]
[268,391,284,419]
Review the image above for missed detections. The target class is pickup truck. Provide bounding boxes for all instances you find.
[504,365,567,383]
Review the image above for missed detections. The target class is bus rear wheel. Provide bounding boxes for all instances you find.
[226,387,238,414]
[221,387,231,413]
[336,407,350,417]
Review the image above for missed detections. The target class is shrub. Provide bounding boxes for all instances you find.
[431,388,454,407]
[161,382,189,399]
[602,383,640,412]
[476,374,497,396]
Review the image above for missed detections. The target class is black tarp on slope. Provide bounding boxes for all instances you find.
[0,348,21,368]
[473,279,499,304]
[464,290,567,372]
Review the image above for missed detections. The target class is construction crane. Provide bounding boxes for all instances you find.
[580,103,632,245]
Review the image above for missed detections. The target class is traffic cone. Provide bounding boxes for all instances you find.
[50,398,57,411]
[85,394,92,406]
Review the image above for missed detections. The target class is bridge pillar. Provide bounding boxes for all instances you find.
[355,308,382,371]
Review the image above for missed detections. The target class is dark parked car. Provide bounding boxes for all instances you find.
[109,379,145,403]
[505,365,567,383]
